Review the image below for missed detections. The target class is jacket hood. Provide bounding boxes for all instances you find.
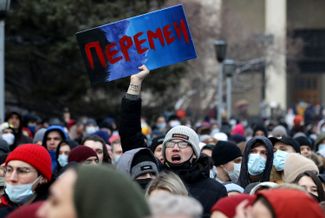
[42,125,67,148]
[238,136,274,188]
[116,148,159,178]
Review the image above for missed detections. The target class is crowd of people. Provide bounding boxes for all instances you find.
[0,65,325,217]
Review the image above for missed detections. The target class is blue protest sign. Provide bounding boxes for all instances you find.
[76,4,197,84]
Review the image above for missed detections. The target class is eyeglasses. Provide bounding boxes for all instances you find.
[165,141,189,149]
[4,166,37,178]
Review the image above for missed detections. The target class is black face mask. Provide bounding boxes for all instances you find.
[136,178,152,190]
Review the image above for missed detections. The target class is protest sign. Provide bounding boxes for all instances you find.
[76,4,197,84]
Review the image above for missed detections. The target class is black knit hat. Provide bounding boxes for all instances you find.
[212,141,242,166]
[294,136,314,150]
[269,136,300,152]
[253,124,268,137]
[150,135,165,152]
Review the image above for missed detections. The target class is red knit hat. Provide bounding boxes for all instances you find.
[211,194,256,218]
[5,144,52,181]
[68,145,98,163]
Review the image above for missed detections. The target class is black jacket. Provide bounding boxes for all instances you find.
[165,155,227,218]
[119,95,227,218]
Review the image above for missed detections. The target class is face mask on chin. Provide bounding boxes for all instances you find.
[5,176,41,204]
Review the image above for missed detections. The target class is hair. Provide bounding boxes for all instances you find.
[293,170,325,202]
[148,192,202,218]
[145,171,188,197]
[81,135,111,164]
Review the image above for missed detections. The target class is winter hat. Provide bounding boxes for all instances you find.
[249,181,279,194]
[224,183,244,194]
[212,141,242,166]
[229,134,246,144]
[210,194,255,217]
[294,136,314,150]
[253,124,268,137]
[163,125,200,158]
[74,165,150,218]
[269,136,300,152]
[256,189,325,218]
[271,125,288,137]
[212,132,228,141]
[92,130,110,144]
[68,145,98,163]
[150,135,165,152]
[32,128,46,144]
[130,149,159,179]
[5,144,52,181]
[283,153,319,183]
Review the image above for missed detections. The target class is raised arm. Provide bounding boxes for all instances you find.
[119,65,150,152]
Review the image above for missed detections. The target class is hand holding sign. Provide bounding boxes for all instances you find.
[76,4,196,85]
[127,65,150,96]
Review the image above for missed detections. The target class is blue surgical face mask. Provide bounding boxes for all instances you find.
[318,144,325,152]
[58,154,68,167]
[248,153,266,176]
[224,163,241,182]
[5,177,41,204]
[273,150,288,171]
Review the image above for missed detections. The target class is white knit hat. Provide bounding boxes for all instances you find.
[163,125,200,158]
[283,153,319,183]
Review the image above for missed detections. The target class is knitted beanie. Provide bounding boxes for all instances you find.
[163,125,200,158]
[283,153,319,183]
[210,194,255,217]
[212,141,242,166]
[294,136,313,149]
[68,145,98,163]
[271,125,288,137]
[5,144,52,181]
[150,135,165,152]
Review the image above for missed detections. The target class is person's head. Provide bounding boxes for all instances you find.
[294,136,314,158]
[56,140,75,168]
[200,144,215,157]
[33,128,47,145]
[145,171,188,197]
[116,148,159,190]
[0,122,15,146]
[251,189,324,218]
[6,112,22,131]
[149,192,202,218]
[270,136,299,153]
[294,171,325,202]
[81,135,111,164]
[212,141,242,183]
[37,165,150,218]
[238,136,274,188]
[211,194,255,218]
[253,124,268,137]
[162,125,200,166]
[270,125,287,138]
[283,153,319,183]
[42,126,67,152]
[150,135,165,164]
[4,144,52,204]
[111,138,123,164]
[68,146,99,165]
